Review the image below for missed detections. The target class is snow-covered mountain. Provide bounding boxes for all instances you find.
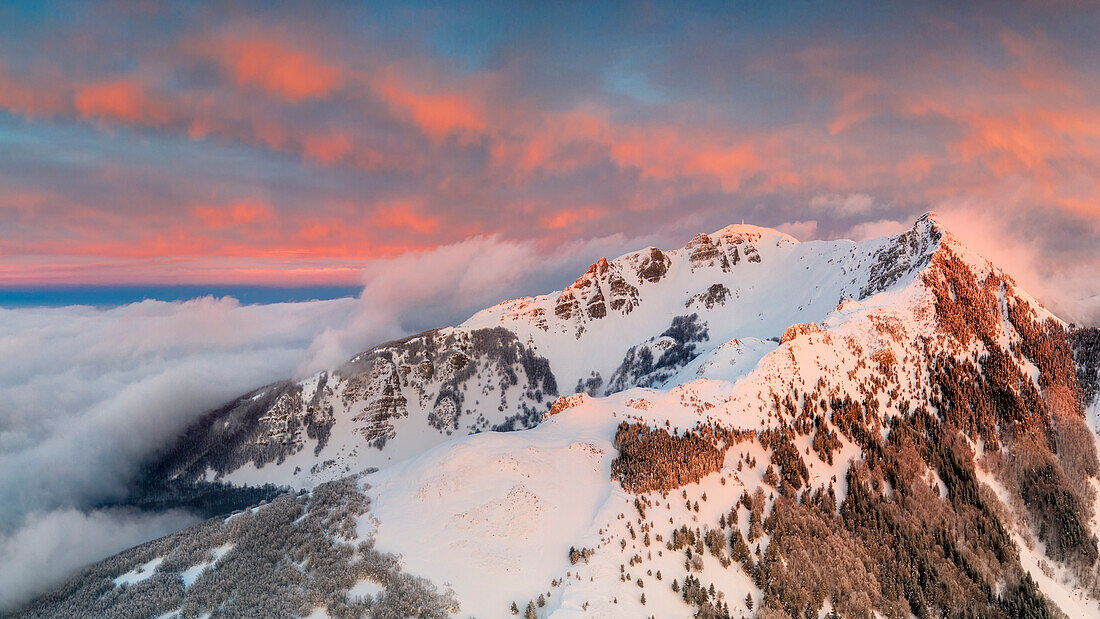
[19,213,1100,618]
[136,217,940,492]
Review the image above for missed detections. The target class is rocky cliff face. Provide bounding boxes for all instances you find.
[140,327,558,491]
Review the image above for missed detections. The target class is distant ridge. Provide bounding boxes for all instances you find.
[0,285,362,307]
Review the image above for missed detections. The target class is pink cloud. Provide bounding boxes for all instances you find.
[74,80,172,125]
[199,35,343,101]
[776,220,819,241]
[373,73,486,139]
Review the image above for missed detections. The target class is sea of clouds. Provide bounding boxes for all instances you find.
[0,232,649,610]
[0,295,359,609]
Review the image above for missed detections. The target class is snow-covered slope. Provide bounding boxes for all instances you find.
[22,213,1100,618]
[462,218,937,391]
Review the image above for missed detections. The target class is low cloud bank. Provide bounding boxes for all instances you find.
[0,296,357,609]
[0,296,360,524]
[0,508,198,611]
[0,232,654,609]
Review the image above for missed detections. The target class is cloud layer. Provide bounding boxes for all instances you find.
[0,508,197,611]
[0,295,356,608]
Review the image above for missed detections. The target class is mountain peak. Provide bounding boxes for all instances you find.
[706,222,801,247]
[916,209,941,223]
[468,212,958,343]
[913,209,951,238]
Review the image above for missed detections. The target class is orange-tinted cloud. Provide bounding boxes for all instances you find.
[606,124,772,192]
[375,74,485,139]
[490,110,606,174]
[207,36,342,101]
[540,207,606,230]
[952,109,1100,178]
[303,132,354,163]
[74,79,172,125]
[191,202,274,229]
[371,202,441,235]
